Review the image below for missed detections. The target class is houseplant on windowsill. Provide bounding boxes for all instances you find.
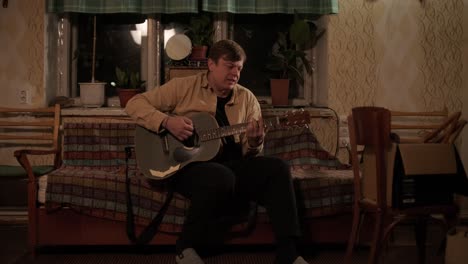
[79,15,106,107]
[111,67,145,108]
[266,13,325,106]
[186,14,213,61]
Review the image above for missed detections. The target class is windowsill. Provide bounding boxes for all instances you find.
[61,105,334,118]
[61,107,127,117]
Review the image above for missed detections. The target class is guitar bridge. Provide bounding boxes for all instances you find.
[162,134,170,154]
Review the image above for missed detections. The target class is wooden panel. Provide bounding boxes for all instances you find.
[34,208,358,247]
[165,67,207,82]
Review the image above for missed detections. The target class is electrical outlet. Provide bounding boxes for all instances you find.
[18,88,30,104]
[19,89,27,104]
[339,137,350,148]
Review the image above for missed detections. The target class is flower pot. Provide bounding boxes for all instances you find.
[270,79,290,106]
[118,88,141,108]
[189,46,208,61]
[79,82,106,107]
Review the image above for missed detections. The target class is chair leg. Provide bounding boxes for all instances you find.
[414,217,427,264]
[345,206,363,264]
[438,212,459,256]
[27,180,37,258]
[368,211,384,264]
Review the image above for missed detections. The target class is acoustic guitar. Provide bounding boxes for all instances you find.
[135,110,310,180]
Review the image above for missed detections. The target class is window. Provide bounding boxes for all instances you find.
[47,13,326,106]
[229,14,324,106]
[231,14,293,97]
[75,14,147,96]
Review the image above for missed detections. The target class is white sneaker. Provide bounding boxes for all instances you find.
[175,248,205,264]
[293,256,309,264]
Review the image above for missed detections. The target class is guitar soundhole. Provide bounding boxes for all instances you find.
[182,129,199,148]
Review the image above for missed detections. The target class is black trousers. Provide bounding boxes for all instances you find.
[172,156,301,251]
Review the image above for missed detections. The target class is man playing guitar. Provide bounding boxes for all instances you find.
[126,39,309,264]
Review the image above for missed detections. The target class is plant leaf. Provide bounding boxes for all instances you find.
[290,14,310,46]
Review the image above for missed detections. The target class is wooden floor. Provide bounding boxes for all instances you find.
[0,223,449,264]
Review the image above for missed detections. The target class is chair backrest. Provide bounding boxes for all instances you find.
[390,109,462,143]
[348,106,392,207]
[445,119,467,144]
[0,104,61,166]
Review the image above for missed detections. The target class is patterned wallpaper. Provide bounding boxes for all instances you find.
[328,0,464,116]
[328,0,377,115]
[0,0,45,108]
[328,0,468,211]
[0,0,46,165]
[419,0,464,112]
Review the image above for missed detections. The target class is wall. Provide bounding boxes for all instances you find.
[0,0,46,108]
[461,0,468,218]
[327,0,468,216]
[328,0,466,164]
[462,0,468,176]
[0,0,50,166]
[328,0,464,115]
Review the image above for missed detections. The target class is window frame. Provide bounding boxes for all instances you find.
[47,13,326,107]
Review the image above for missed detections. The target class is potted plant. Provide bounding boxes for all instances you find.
[111,66,145,107]
[266,12,325,106]
[79,15,106,107]
[186,14,213,60]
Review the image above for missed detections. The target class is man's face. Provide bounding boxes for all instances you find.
[208,57,244,97]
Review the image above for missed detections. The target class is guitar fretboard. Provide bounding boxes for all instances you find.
[198,116,292,142]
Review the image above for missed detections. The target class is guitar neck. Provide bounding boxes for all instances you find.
[198,117,286,142]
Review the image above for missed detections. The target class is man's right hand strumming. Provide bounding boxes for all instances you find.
[163,116,194,141]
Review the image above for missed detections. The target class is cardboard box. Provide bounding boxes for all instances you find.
[362,143,461,208]
[446,226,468,264]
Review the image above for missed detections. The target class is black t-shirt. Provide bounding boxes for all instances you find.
[214,93,243,162]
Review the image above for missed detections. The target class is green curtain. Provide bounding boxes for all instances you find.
[202,0,338,14]
[47,0,338,14]
[46,0,199,14]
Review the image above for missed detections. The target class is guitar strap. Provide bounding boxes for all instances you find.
[124,146,174,245]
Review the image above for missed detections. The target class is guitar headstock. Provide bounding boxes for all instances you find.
[272,109,311,130]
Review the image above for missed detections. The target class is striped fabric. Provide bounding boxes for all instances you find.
[45,121,352,233]
[61,123,134,168]
[264,127,347,170]
[203,0,339,14]
[46,0,198,14]
[46,0,338,14]
[46,122,189,233]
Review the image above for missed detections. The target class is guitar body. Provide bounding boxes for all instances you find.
[135,109,310,181]
[135,112,221,181]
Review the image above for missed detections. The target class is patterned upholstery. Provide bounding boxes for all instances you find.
[45,122,353,233]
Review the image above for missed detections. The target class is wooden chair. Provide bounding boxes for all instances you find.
[344,106,459,264]
[391,109,463,144]
[0,104,61,172]
[0,104,61,242]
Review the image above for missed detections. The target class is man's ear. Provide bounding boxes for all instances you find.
[207,58,215,71]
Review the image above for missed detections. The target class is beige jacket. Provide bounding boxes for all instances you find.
[125,71,263,156]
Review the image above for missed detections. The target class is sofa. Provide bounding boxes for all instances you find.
[24,112,354,254]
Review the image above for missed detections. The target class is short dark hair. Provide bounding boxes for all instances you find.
[208,39,247,63]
